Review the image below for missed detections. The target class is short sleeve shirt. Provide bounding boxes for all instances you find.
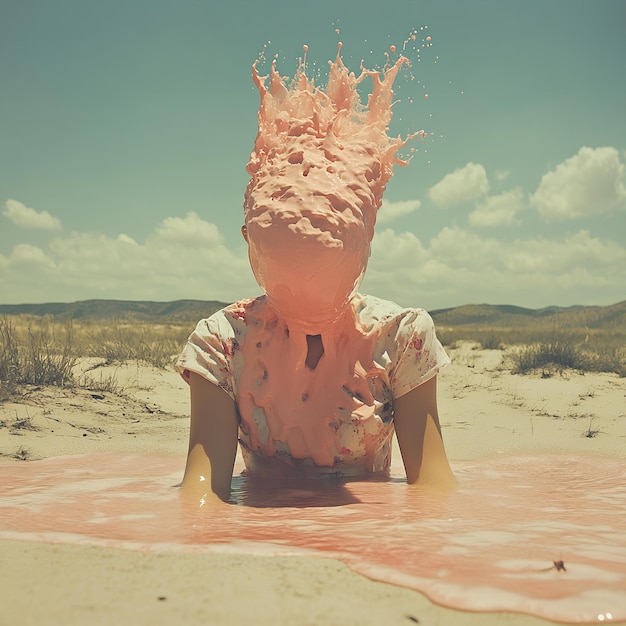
[177,293,449,477]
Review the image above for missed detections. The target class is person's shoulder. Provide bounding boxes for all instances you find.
[197,295,266,322]
[221,295,268,325]
[354,293,433,329]
[192,296,266,337]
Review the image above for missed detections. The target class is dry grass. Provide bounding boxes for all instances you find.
[79,321,190,369]
[438,324,626,377]
[0,315,192,400]
[0,317,77,400]
[2,311,625,403]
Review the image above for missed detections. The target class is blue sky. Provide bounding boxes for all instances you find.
[1,0,625,309]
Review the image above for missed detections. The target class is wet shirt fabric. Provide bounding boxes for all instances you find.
[177,294,450,478]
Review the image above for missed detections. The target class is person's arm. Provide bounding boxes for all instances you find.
[393,376,456,489]
[180,371,239,503]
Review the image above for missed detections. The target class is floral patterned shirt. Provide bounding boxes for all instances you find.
[177,293,449,478]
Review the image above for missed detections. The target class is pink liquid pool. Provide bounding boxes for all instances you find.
[1,452,624,623]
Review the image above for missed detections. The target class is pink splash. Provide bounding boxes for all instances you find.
[1,453,625,623]
[243,46,416,334]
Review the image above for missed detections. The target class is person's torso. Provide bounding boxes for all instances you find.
[225,294,402,478]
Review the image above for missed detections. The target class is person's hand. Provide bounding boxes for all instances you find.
[179,473,227,507]
[180,442,232,505]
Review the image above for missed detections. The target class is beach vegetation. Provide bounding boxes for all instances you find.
[13,447,31,460]
[438,319,625,378]
[79,370,126,396]
[2,298,625,402]
[509,336,586,376]
[10,412,39,433]
[80,321,189,369]
[476,330,504,350]
[583,418,603,439]
[0,445,32,461]
[0,316,77,399]
[508,334,626,377]
[0,315,192,401]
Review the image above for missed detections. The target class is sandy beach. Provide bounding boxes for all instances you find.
[1,344,625,626]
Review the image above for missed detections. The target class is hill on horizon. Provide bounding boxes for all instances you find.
[0,299,227,323]
[0,298,624,330]
[430,301,626,330]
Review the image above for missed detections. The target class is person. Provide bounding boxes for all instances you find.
[176,49,455,504]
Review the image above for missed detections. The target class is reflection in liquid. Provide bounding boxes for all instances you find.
[233,474,364,508]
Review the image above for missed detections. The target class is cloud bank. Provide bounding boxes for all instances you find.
[2,146,625,308]
[469,188,524,227]
[378,199,421,224]
[3,199,62,230]
[362,226,625,309]
[0,212,258,305]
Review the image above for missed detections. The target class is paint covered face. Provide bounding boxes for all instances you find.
[244,213,371,333]
[244,46,413,332]
[244,132,379,331]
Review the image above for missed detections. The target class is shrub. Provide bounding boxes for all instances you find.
[510,334,625,377]
[0,316,77,397]
[477,330,503,350]
[80,322,188,369]
[510,338,585,375]
[1,315,190,400]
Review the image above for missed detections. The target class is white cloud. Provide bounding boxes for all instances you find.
[377,199,421,224]
[9,244,56,268]
[469,188,524,227]
[531,146,626,220]
[0,212,259,304]
[3,199,62,230]
[428,162,489,207]
[2,212,624,309]
[117,234,138,246]
[362,226,626,309]
[154,212,223,245]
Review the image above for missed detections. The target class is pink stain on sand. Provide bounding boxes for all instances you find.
[1,453,625,623]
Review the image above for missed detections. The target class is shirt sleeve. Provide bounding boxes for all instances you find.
[175,311,236,400]
[387,308,450,399]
